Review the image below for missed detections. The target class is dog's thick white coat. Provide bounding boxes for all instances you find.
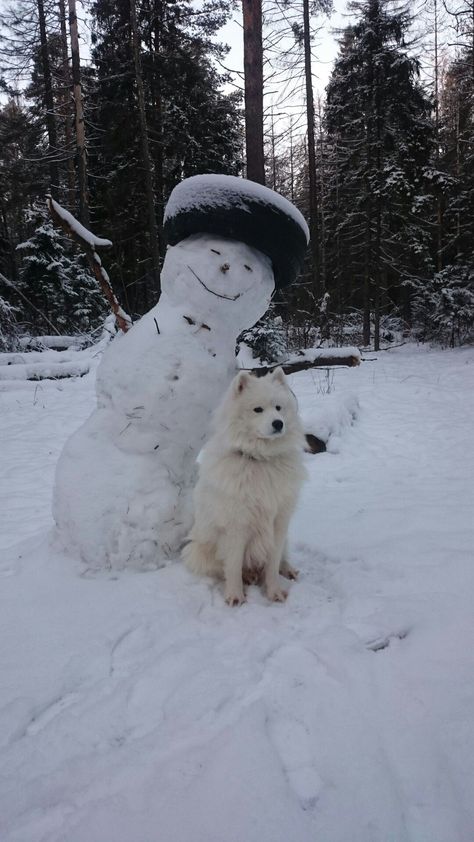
[183,368,307,604]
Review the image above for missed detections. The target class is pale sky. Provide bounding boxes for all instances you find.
[215,0,353,146]
[219,0,351,96]
[0,0,352,133]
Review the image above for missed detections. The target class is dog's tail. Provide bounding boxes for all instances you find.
[182,540,221,578]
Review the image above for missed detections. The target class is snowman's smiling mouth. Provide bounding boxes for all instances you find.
[186,265,252,301]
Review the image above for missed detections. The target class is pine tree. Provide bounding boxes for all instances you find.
[324,0,434,347]
[439,47,474,265]
[0,288,19,351]
[410,262,474,346]
[239,308,288,362]
[407,37,474,347]
[88,0,243,315]
[0,100,45,283]
[16,211,107,334]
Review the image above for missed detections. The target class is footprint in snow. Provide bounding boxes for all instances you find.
[269,716,323,809]
[25,692,80,736]
[110,624,155,677]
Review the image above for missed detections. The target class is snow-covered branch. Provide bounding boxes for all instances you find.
[47,196,132,334]
[245,346,361,375]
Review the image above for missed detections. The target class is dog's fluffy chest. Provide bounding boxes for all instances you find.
[205,447,304,516]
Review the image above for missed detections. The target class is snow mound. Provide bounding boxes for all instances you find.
[301,392,359,453]
[2,345,474,841]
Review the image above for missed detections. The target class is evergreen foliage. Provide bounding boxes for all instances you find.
[0,290,19,351]
[88,0,243,314]
[239,310,288,363]
[323,0,434,347]
[0,0,473,347]
[408,261,474,346]
[16,212,107,334]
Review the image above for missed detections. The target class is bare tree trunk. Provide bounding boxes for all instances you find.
[242,0,265,184]
[302,0,319,301]
[152,0,165,258]
[37,0,59,197]
[58,0,75,209]
[68,0,89,225]
[289,119,295,202]
[317,98,327,296]
[374,209,381,352]
[130,0,161,298]
[433,0,443,272]
[374,63,382,353]
[0,201,18,282]
[270,107,276,188]
[363,208,371,347]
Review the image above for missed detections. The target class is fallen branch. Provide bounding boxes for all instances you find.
[0,360,90,381]
[280,354,360,374]
[19,335,88,351]
[248,354,360,376]
[47,196,132,334]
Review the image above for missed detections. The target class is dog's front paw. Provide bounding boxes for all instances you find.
[267,586,288,603]
[225,591,246,607]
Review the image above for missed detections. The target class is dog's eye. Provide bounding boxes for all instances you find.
[253,406,263,413]
[275,405,281,412]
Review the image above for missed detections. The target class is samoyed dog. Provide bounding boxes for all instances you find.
[182,367,307,605]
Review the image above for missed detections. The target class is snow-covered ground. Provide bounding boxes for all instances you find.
[1,344,474,842]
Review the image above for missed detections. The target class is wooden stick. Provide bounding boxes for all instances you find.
[248,354,360,376]
[47,196,132,333]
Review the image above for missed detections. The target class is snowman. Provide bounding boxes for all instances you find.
[53,175,309,570]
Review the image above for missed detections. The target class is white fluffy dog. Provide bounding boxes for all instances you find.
[182,367,306,605]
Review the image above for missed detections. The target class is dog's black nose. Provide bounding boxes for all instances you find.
[272,419,283,432]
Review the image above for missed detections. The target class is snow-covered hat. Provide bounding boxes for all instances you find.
[163,175,309,288]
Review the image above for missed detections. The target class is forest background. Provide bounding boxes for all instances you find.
[1,0,473,354]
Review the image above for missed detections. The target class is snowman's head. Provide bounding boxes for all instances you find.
[161,234,275,335]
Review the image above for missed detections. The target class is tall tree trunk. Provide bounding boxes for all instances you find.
[58,0,75,209]
[242,0,265,184]
[374,57,382,352]
[68,0,89,225]
[433,0,443,272]
[130,0,161,298]
[302,0,319,302]
[363,202,371,347]
[0,201,18,282]
[152,0,165,258]
[270,107,276,188]
[373,205,381,351]
[37,0,59,197]
[317,98,327,297]
[289,119,295,202]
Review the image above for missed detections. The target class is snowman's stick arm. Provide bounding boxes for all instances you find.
[47,195,132,334]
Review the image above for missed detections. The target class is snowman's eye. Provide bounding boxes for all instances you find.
[253,407,263,413]
[275,405,281,411]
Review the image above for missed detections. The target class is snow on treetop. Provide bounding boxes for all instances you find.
[164,174,310,243]
[48,197,112,248]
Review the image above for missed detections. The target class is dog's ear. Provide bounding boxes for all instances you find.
[271,366,286,385]
[234,371,251,394]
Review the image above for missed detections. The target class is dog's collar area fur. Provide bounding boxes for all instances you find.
[233,448,258,461]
